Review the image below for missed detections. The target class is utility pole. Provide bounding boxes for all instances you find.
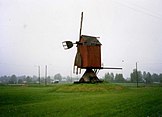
[38,66,40,85]
[45,65,47,86]
[136,62,138,87]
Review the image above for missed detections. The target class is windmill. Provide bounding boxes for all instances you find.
[62,12,122,83]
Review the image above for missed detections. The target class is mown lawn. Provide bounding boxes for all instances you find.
[0,83,162,117]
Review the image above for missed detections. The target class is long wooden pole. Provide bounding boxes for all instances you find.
[136,62,138,87]
[45,65,47,86]
[79,12,83,40]
[38,66,40,85]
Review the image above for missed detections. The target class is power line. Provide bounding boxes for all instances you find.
[113,0,162,20]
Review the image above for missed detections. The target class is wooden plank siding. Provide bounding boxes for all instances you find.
[78,45,101,68]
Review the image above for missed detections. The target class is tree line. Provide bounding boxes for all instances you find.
[103,69,162,84]
[0,73,78,84]
[0,70,162,84]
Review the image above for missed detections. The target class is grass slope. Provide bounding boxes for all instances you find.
[0,84,162,117]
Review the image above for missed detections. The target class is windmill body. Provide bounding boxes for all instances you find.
[74,35,101,69]
[74,35,102,83]
[62,12,122,83]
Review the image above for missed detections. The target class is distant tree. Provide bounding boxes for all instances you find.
[110,73,114,81]
[9,75,17,84]
[0,75,9,84]
[32,75,37,81]
[104,72,114,82]
[18,75,26,84]
[145,72,152,84]
[138,71,143,82]
[152,73,159,82]
[114,74,125,83]
[130,69,137,83]
[40,77,45,83]
[159,74,162,83]
[54,73,62,82]
[130,69,143,83]
[142,71,147,83]
[25,76,32,84]
[18,79,23,84]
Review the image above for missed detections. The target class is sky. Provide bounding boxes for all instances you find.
[0,0,162,78]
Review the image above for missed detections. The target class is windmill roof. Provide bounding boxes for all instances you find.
[81,35,101,45]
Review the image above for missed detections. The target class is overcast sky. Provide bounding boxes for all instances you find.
[0,0,162,78]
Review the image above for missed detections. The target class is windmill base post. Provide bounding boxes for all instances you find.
[77,68,102,83]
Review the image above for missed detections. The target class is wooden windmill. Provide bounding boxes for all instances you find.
[62,12,122,83]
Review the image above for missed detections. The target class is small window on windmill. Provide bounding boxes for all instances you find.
[76,35,102,68]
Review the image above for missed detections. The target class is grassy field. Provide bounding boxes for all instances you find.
[0,83,162,117]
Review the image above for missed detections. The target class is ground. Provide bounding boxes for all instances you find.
[0,83,162,117]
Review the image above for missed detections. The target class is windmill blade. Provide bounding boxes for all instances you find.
[79,12,83,41]
[62,41,73,50]
[102,67,122,69]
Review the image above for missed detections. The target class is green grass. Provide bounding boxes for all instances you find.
[0,83,162,117]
